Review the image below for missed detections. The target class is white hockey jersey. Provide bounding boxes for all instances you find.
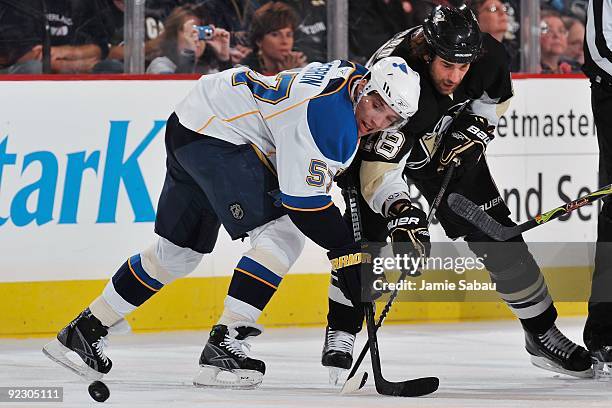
[174,60,367,211]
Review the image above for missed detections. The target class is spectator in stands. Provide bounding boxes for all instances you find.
[541,0,588,23]
[147,4,231,74]
[469,0,521,71]
[0,0,109,74]
[198,0,260,65]
[540,9,581,73]
[267,0,327,63]
[470,0,509,42]
[348,0,433,65]
[242,2,306,75]
[93,0,181,73]
[563,15,585,65]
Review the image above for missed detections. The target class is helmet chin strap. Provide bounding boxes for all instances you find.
[351,75,369,114]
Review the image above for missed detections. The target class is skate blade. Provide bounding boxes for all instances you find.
[42,339,104,381]
[530,355,594,378]
[193,365,263,389]
[593,361,612,381]
[340,372,368,394]
[327,367,347,386]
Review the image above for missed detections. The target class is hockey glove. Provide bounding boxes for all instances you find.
[328,244,364,306]
[439,114,494,173]
[386,199,431,258]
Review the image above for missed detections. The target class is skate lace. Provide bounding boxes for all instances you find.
[538,325,578,360]
[221,335,251,359]
[326,329,355,354]
[92,337,109,365]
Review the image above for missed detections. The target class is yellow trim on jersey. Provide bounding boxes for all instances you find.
[264,63,358,121]
[196,115,217,133]
[234,267,278,290]
[198,63,359,131]
[128,257,160,292]
[196,110,261,133]
[250,144,278,177]
[282,201,334,212]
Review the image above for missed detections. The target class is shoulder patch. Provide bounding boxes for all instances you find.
[306,90,358,163]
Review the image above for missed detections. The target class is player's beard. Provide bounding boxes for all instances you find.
[433,77,459,95]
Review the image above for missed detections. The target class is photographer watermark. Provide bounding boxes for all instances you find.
[372,253,486,276]
[370,252,494,294]
[359,241,607,303]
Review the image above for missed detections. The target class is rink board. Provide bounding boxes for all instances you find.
[0,75,598,336]
[0,268,589,337]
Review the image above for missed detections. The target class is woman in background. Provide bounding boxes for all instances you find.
[147,4,231,74]
[470,0,509,43]
[539,9,581,73]
[243,2,306,76]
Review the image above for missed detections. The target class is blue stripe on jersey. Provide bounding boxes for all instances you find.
[236,256,282,288]
[128,254,164,291]
[306,81,359,163]
[281,193,332,210]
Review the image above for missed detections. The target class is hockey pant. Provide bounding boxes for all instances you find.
[89,113,304,326]
[585,82,612,349]
[327,157,557,335]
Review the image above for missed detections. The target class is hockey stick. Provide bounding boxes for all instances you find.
[447,183,612,241]
[341,161,457,396]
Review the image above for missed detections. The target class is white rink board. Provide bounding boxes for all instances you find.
[0,77,599,282]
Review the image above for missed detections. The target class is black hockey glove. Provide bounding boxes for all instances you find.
[328,244,364,306]
[386,199,431,258]
[439,114,494,173]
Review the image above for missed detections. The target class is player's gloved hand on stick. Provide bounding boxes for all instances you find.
[439,114,494,173]
[386,199,431,258]
[328,244,364,306]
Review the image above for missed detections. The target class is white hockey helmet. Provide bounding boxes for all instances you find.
[356,56,420,130]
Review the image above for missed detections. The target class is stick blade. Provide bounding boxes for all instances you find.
[447,193,511,241]
[340,372,368,394]
[375,376,439,397]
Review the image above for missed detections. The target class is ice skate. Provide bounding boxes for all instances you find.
[590,346,612,379]
[42,308,112,381]
[321,326,355,385]
[194,322,265,389]
[525,324,593,378]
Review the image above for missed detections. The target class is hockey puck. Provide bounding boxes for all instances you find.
[88,380,110,402]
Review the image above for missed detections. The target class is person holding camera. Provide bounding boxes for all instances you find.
[146,4,231,75]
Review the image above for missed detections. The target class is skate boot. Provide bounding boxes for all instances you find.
[194,322,265,389]
[525,324,593,378]
[42,308,112,381]
[321,326,355,385]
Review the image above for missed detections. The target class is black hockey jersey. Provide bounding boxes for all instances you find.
[345,26,514,216]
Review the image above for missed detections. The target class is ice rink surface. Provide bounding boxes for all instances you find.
[1,317,610,408]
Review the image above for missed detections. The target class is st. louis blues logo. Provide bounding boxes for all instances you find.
[392,62,408,74]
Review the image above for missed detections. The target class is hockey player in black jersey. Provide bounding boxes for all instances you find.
[322,5,594,381]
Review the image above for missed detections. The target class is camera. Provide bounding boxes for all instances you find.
[194,25,214,41]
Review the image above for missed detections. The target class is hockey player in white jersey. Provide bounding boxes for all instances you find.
[42,57,421,388]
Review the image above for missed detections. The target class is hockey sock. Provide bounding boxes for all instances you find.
[93,254,165,324]
[468,237,557,334]
[224,256,284,322]
[217,308,253,326]
[89,295,123,327]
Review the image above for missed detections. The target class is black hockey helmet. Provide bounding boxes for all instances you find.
[422,5,483,64]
